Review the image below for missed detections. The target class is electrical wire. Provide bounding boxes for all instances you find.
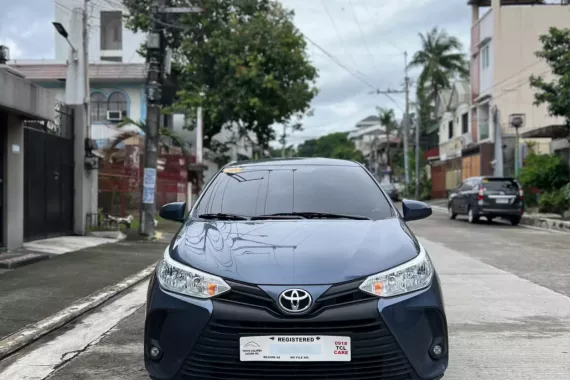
[319,0,368,82]
[347,0,379,67]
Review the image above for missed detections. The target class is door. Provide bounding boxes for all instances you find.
[455,180,475,214]
[24,127,74,241]
[449,182,463,213]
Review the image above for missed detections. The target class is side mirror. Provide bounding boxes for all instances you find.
[159,202,186,223]
[401,199,432,222]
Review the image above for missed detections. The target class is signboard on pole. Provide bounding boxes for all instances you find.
[143,168,157,204]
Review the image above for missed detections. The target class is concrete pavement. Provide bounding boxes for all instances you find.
[1,214,569,379]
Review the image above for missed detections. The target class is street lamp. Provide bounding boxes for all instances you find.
[52,22,77,55]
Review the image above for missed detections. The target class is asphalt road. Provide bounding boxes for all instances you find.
[1,210,569,380]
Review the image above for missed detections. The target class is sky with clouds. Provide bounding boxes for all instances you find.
[0,0,472,146]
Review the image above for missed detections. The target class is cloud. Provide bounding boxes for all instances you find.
[0,38,23,60]
[1,0,471,147]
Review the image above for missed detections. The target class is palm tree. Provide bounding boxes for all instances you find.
[408,27,469,106]
[377,107,398,169]
[103,117,189,162]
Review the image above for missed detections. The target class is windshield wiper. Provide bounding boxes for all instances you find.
[197,213,249,221]
[259,212,370,220]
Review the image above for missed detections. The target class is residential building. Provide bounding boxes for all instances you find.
[435,81,481,194]
[355,115,381,129]
[1,64,63,250]
[55,0,145,64]
[9,62,147,148]
[469,0,570,176]
[172,116,256,184]
[348,116,400,181]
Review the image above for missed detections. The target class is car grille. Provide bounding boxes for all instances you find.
[179,316,416,380]
[217,279,375,316]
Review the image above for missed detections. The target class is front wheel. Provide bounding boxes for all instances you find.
[448,204,457,220]
[510,217,521,226]
[467,208,479,224]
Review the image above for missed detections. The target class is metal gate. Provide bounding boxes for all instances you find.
[23,103,74,241]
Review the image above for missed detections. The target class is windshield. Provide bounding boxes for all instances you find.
[482,179,519,193]
[194,165,394,220]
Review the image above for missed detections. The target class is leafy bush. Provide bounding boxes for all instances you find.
[519,153,570,192]
[538,185,570,215]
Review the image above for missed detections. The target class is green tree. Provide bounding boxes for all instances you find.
[102,118,187,162]
[408,27,469,106]
[124,0,318,153]
[529,27,570,140]
[297,132,363,162]
[519,152,570,192]
[297,138,318,157]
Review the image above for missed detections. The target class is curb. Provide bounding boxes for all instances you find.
[0,262,157,361]
[429,205,569,233]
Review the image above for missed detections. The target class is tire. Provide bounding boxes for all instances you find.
[448,204,457,220]
[467,207,479,224]
[510,217,521,226]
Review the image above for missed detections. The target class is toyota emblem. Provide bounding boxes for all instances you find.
[278,289,312,313]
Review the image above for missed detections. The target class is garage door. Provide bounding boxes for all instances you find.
[462,154,480,179]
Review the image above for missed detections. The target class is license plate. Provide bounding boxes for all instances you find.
[496,199,509,204]
[239,336,351,362]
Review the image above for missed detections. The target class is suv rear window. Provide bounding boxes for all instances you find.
[195,165,394,220]
[482,178,519,193]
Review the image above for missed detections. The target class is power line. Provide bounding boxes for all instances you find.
[301,33,376,90]
[347,0,378,67]
[319,0,369,82]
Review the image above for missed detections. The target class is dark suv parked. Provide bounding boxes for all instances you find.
[448,176,524,225]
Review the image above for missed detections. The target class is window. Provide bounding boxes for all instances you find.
[90,93,107,122]
[461,113,469,134]
[195,166,394,220]
[107,92,127,117]
[481,45,490,70]
[448,120,454,139]
[481,178,520,194]
[100,11,123,51]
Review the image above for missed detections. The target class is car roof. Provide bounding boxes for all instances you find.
[224,157,362,169]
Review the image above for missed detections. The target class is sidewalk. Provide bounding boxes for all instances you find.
[426,198,570,233]
[0,222,179,341]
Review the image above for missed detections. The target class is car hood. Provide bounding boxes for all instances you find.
[169,218,420,285]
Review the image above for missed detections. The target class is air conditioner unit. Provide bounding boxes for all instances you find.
[106,110,123,122]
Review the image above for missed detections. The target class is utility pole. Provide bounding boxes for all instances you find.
[403,51,410,189]
[83,0,90,140]
[196,105,203,164]
[140,0,166,237]
[414,103,420,199]
[281,125,287,158]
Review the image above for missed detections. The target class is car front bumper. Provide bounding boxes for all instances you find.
[144,271,448,380]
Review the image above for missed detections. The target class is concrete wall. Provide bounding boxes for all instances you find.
[492,4,570,136]
[2,114,24,250]
[478,10,494,96]
[54,0,145,63]
[0,66,56,120]
[439,103,470,145]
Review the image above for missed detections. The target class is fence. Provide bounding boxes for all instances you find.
[98,151,188,218]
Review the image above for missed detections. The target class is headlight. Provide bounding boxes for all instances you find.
[157,249,231,298]
[359,243,433,297]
